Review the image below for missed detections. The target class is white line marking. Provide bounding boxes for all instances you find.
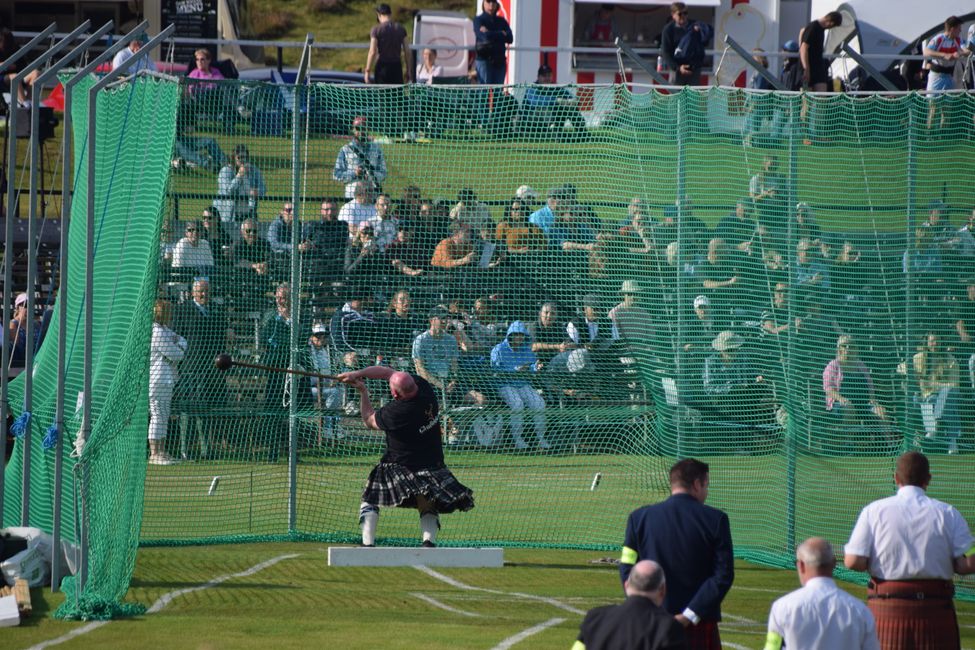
[724,613,761,624]
[27,553,301,650]
[730,586,787,594]
[722,642,752,650]
[413,565,585,615]
[490,617,566,650]
[409,592,483,618]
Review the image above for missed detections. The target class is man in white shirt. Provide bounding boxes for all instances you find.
[844,451,975,650]
[766,537,879,650]
[111,33,158,74]
[338,181,378,237]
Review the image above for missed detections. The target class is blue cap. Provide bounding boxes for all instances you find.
[783,40,799,53]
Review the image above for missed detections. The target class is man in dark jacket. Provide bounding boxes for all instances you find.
[576,559,688,650]
[473,0,513,84]
[660,2,712,85]
[620,458,734,650]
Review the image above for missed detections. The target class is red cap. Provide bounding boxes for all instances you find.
[352,116,367,127]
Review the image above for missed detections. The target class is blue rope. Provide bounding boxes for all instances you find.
[11,411,32,438]
[43,424,60,450]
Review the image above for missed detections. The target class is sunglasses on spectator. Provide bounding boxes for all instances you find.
[196,57,209,62]
[186,228,197,232]
[243,229,256,234]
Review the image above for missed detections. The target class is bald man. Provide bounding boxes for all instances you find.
[766,537,879,650]
[575,560,688,650]
[338,366,475,547]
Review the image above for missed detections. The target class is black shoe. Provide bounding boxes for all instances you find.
[361,543,375,548]
[421,540,436,548]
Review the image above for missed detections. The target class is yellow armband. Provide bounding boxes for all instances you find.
[763,631,783,650]
[620,546,638,565]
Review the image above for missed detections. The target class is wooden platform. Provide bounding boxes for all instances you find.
[327,546,504,568]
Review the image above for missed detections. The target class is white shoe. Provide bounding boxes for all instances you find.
[948,442,959,455]
[149,453,178,466]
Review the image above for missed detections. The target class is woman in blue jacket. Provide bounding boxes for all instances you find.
[491,321,549,450]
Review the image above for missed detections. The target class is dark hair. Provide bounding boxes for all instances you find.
[825,11,843,26]
[376,3,392,16]
[896,451,930,487]
[669,458,709,489]
[670,2,687,13]
[945,16,962,30]
[503,199,526,222]
[232,144,249,161]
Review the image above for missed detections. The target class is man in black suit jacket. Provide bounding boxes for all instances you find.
[576,559,688,650]
[620,459,734,650]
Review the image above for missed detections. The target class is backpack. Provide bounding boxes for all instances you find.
[674,22,713,65]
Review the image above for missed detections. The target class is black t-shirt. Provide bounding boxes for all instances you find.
[374,374,444,470]
[801,21,825,66]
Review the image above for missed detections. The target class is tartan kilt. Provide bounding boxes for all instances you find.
[362,462,475,513]
[684,621,721,650]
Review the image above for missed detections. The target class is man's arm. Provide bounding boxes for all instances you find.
[347,379,380,429]
[339,365,395,382]
[844,554,869,571]
[365,35,378,84]
[953,553,975,575]
[413,357,442,388]
[402,39,413,83]
[660,24,678,70]
[333,147,355,182]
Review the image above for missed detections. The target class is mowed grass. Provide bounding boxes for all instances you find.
[7,543,975,649]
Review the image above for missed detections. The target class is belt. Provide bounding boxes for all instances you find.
[867,579,954,601]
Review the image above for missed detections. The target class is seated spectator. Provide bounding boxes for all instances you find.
[529,186,565,241]
[187,48,224,93]
[496,197,546,253]
[365,193,399,252]
[522,65,587,138]
[491,321,549,450]
[6,292,33,376]
[201,207,233,259]
[761,282,792,338]
[413,199,451,258]
[792,238,830,305]
[823,335,887,427]
[716,198,757,252]
[698,237,739,317]
[338,181,378,236]
[794,202,822,248]
[214,144,266,224]
[171,220,215,277]
[616,198,657,253]
[703,331,774,424]
[531,302,574,364]
[609,281,653,352]
[450,188,493,233]
[954,278,975,389]
[344,225,387,290]
[172,131,226,172]
[903,226,944,283]
[111,33,157,74]
[303,323,343,415]
[303,200,349,285]
[684,295,722,355]
[923,199,956,250]
[955,207,975,268]
[333,116,387,198]
[913,330,960,454]
[378,290,424,366]
[566,293,617,362]
[431,225,477,269]
[542,347,601,402]
[514,184,539,211]
[330,294,378,356]
[412,307,486,405]
[230,219,272,308]
[386,227,428,277]
[397,185,423,228]
[466,296,506,354]
[415,48,443,84]
[267,202,312,257]
[750,156,786,243]
[552,204,597,252]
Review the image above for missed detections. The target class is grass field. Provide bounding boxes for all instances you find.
[6,542,975,649]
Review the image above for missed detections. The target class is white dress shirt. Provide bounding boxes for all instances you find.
[338,200,377,232]
[845,485,973,580]
[765,577,879,650]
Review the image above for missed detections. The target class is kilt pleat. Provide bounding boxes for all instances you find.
[362,462,475,513]
[868,598,960,650]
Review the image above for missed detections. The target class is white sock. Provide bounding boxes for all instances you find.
[361,509,379,546]
[420,513,439,544]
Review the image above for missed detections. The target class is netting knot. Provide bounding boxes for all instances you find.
[11,411,32,439]
[43,423,60,450]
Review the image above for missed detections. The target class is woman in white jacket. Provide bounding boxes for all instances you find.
[149,299,187,465]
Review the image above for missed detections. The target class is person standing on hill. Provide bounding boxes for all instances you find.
[365,3,412,84]
[620,458,734,650]
[844,451,975,650]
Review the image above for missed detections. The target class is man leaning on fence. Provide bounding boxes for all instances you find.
[844,451,975,650]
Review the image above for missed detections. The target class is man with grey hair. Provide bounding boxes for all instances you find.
[765,537,879,650]
[575,559,688,650]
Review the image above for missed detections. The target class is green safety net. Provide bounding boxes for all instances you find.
[6,76,975,615]
[3,73,180,618]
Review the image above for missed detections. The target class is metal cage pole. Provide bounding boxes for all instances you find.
[18,20,95,529]
[0,22,56,523]
[78,22,172,593]
[288,34,313,534]
[34,21,115,592]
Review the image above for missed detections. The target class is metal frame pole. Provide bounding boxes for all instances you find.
[614,37,670,86]
[0,22,56,523]
[18,21,95,529]
[723,35,785,90]
[675,89,687,458]
[840,44,899,92]
[288,33,313,534]
[35,22,115,592]
[77,22,170,593]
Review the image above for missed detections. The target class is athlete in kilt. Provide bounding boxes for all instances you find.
[338,366,474,547]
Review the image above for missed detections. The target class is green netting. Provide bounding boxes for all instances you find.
[4,73,179,618]
[6,77,975,614]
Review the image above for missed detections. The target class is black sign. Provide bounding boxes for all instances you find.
[161,0,218,64]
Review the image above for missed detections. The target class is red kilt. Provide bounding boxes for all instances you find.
[684,620,721,650]
[867,579,960,650]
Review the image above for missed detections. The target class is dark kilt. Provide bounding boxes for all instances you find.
[684,621,721,650]
[362,462,475,513]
